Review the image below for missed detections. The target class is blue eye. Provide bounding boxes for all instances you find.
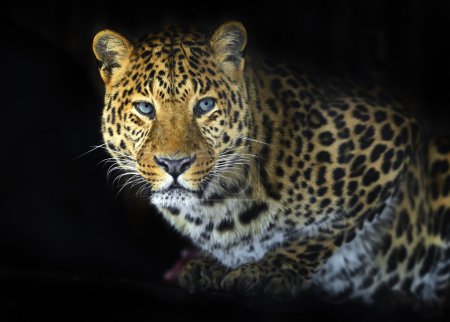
[134,101,155,118]
[195,98,216,116]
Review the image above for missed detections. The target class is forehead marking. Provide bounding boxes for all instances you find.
[132,28,220,104]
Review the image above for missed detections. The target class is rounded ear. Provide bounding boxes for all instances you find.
[92,30,132,84]
[210,21,247,79]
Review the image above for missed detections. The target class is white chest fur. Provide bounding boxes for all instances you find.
[151,191,286,268]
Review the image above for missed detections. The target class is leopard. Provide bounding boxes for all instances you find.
[92,21,450,309]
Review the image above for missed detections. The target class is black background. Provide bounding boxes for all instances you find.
[1,1,450,320]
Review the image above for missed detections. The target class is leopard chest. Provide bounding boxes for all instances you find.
[156,197,287,268]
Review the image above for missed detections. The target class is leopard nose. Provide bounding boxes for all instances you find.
[154,155,196,178]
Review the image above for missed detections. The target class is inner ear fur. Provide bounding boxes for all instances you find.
[210,21,247,78]
[93,30,132,84]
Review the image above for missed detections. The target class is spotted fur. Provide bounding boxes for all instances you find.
[92,22,450,307]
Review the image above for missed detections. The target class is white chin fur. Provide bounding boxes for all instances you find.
[150,189,200,208]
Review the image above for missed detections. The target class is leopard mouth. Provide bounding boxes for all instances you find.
[161,185,196,194]
[157,179,199,194]
[147,170,221,204]
[166,180,187,190]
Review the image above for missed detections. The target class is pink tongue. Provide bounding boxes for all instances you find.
[163,248,199,284]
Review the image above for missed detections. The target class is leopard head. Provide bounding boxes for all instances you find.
[93,22,252,207]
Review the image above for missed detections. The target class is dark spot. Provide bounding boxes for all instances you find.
[290,171,301,183]
[316,166,327,185]
[275,166,285,177]
[338,128,350,139]
[359,126,375,150]
[345,230,356,243]
[239,202,268,225]
[370,144,387,162]
[350,155,366,177]
[347,180,358,195]
[308,109,327,128]
[395,210,410,237]
[333,168,345,181]
[381,234,392,255]
[361,276,374,289]
[318,131,335,146]
[431,160,449,177]
[381,124,394,141]
[366,185,381,204]
[352,110,370,122]
[266,98,278,113]
[401,277,413,293]
[354,124,366,135]
[397,246,407,263]
[394,127,409,146]
[317,187,328,196]
[338,140,355,164]
[332,181,344,197]
[165,207,180,216]
[320,198,331,208]
[419,245,437,277]
[374,111,387,123]
[407,241,425,271]
[393,114,405,126]
[205,222,214,231]
[362,168,380,186]
[333,234,344,247]
[316,151,331,163]
[216,219,235,232]
[387,248,398,273]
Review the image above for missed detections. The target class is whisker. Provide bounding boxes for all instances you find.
[236,135,271,146]
[73,143,107,160]
[116,177,136,196]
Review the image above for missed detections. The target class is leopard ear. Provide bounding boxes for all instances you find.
[210,21,247,79]
[92,30,132,84]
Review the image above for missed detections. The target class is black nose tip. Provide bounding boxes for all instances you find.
[154,155,196,178]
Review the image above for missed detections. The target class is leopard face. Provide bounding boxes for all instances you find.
[93,23,251,207]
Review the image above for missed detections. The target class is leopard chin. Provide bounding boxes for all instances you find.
[150,188,201,208]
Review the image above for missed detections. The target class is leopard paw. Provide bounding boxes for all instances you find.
[178,256,227,293]
[221,264,305,299]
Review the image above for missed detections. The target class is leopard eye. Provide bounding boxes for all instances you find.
[194,98,216,116]
[134,101,155,118]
